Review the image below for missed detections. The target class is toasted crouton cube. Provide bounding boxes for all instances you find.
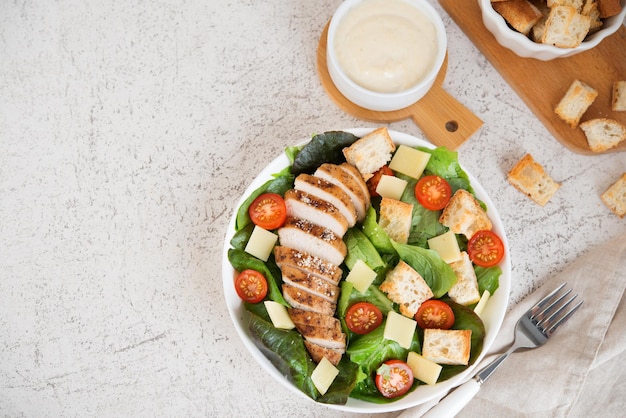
[342,127,395,181]
[507,154,560,206]
[448,252,482,306]
[554,79,598,128]
[422,329,472,365]
[379,261,433,318]
[379,198,413,244]
[439,190,492,239]
[601,173,626,218]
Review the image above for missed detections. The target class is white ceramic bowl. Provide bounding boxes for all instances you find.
[478,0,626,61]
[222,128,511,413]
[326,0,447,111]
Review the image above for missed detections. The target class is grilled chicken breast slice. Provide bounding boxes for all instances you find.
[303,341,344,366]
[281,265,340,304]
[284,189,349,238]
[294,174,357,228]
[273,246,342,286]
[277,217,347,266]
[314,163,370,222]
[282,284,336,316]
[288,308,346,350]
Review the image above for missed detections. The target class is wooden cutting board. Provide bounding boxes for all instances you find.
[438,0,626,155]
[317,22,483,150]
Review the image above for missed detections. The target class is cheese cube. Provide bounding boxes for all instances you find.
[244,225,277,261]
[345,259,377,293]
[428,230,463,263]
[474,290,491,318]
[311,357,339,395]
[376,175,408,200]
[264,301,295,330]
[383,310,417,349]
[407,351,442,385]
[389,145,431,179]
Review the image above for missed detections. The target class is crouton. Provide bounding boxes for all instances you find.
[439,189,492,239]
[379,261,434,318]
[422,329,472,365]
[342,127,396,181]
[580,118,626,152]
[448,252,482,306]
[507,154,561,206]
[379,197,413,244]
[600,173,626,218]
[554,79,598,128]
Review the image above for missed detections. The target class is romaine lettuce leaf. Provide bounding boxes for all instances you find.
[247,311,360,405]
[291,131,359,175]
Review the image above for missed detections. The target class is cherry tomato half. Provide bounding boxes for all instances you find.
[234,269,268,303]
[367,165,394,197]
[414,175,452,211]
[375,359,414,399]
[248,193,287,230]
[467,230,505,267]
[415,300,455,329]
[345,302,383,335]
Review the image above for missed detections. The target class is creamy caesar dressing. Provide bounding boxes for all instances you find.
[334,0,438,93]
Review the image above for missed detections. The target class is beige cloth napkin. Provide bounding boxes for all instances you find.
[399,232,626,418]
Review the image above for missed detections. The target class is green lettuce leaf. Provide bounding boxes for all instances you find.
[291,131,359,175]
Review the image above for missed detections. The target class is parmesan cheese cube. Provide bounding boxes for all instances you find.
[474,290,491,318]
[407,351,442,385]
[345,259,377,293]
[389,145,431,179]
[427,230,463,263]
[311,357,339,395]
[383,310,417,349]
[264,301,295,330]
[244,225,277,261]
[376,175,408,200]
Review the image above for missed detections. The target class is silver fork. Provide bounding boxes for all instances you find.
[422,283,583,418]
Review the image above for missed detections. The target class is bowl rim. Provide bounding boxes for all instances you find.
[326,0,448,100]
[221,128,512,413]
[478,0,626,56]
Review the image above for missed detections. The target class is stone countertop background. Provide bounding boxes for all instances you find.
[0,1,624,417]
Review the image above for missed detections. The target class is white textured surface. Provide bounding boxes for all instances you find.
[0,1,624,417]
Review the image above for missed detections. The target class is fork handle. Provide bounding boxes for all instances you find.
[421,378,481,418]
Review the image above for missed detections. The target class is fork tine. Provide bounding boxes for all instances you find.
[529,282,567,319]
[544,299,583,336]
[535,292,576,327]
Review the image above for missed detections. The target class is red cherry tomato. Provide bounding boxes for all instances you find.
[467,230,505,267]
[367,166,394,197]
[248,193,287,230]
[414,175,452,211]
[415,300,455,330]
[234,269,268,303]
[345,302,383,335]
[375,359,414,398]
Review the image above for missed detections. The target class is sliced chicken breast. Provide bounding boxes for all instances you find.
[294,174,357,228]
[281,265,340,304]
[314,163,369,222]
[284,189,349,238]
[282,284,336,316]
[277,217,347,266]
[340,162,371,203]
[288,308,346,350]
[303,341,344,366]
[273,246,342,286]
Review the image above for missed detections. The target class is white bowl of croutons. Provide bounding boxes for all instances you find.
[478,0,626,60]
[326,0,447,111]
